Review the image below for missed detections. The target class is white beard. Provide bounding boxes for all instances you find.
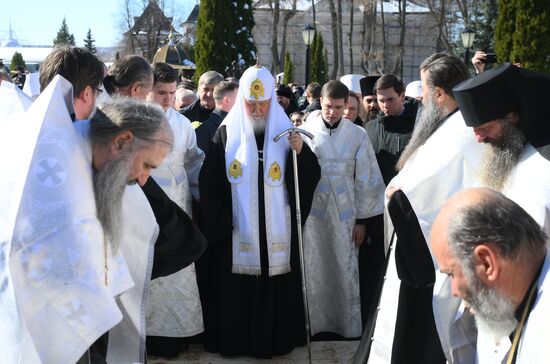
[462,265,518,340]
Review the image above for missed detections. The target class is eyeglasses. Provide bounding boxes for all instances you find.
[93,86,103,95]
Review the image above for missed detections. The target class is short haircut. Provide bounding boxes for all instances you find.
[152,62,178,84]
[91,97,173,151]
[321,80,349,100]
[39,45,103,97]
[306,82,321,99]
[420,55,468,98]
[447,189,547,267]
[104,55,152,95]
[213,80,239,101]
[198,70,224,87]
[374,74,405,95]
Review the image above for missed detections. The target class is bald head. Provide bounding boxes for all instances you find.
[431,188,547,337]
[432,188,546,264]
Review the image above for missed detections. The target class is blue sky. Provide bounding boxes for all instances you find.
[0,0,195,48]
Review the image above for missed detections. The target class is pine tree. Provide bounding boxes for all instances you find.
[471,0,498,52]
[495,0,516,63]
[194,0,234,82]
[283,51,294,84]
[10,52,26,71]
[310,33,328,85]
[83,28,97,54]
[53,17,76,46]
[231,0,257,67]
[511,0,550,72]
[496,0,550,72]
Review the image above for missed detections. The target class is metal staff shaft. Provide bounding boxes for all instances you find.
[273,128,313,364]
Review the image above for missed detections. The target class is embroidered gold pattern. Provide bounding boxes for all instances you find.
[268,161,281,181]
[229,159,243,179]
[249,78,265,100]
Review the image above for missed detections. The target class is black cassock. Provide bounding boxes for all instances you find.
[387,190,445,364]
[198,125,320,358]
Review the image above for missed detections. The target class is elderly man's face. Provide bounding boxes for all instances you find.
[344,95,359,121]
[244,99,270,123]
[127,135,171,186]
[473,112,519,145]
[198,82,217,110]
[431,224,470,299]
[431,205,518,339]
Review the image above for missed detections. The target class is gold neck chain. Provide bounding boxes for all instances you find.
[505,282,538,364]
[103,232,109,287]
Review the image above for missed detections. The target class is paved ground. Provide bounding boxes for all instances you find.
[148,341,359,364]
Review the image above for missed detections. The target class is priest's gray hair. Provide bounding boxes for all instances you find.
[91,97,173,151]
[447,189,547,269]
[198,70,224,87]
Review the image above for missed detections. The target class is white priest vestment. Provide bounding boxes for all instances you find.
[302,115,385,338]
[474,145,550,364]
[368,111,485,364]
[2,76,124,364]
[147,107,205,338]
[74,118,160,364]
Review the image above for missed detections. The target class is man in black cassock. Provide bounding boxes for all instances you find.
[181,70,224,124]
[198,65,320,358]
[365,74,419,185]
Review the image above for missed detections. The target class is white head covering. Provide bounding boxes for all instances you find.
[22,72,41,99]
[406,80,423,98]
[340,74,365,95]
[221,65,293,276]
[222,65,292,187]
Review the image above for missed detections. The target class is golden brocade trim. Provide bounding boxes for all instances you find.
[268,161,281,181]
[249,78,265,100]
[229,159,242,179]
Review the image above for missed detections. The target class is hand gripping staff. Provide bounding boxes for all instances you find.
[273,127,315,364]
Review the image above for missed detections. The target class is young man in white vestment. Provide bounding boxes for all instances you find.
[145,61,206,357]
[301,80,385,338]
[432,188,550,364]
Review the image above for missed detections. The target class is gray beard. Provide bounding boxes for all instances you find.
[396,97,446,171]
[251,117,266,135]
[93,152,132,252]
[479,121,525,192]
[462,265,518,340]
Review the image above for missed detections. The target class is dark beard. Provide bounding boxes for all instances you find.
[396,97,446,171]
[93,152,132,252]
[479,120,525,192]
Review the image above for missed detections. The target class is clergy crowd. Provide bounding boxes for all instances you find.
[1,44,549,364]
